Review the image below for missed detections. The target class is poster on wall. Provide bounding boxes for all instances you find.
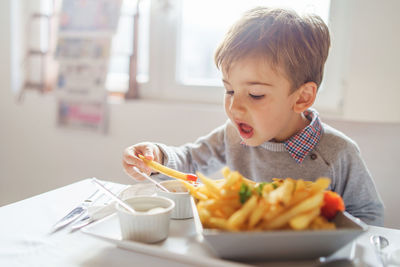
[55,0,122,134]
[59,0,122,33]
[57,99,108,133]
[56,37,111,60]
[56,63,107,94]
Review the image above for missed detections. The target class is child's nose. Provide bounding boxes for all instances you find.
[229,96,246,115]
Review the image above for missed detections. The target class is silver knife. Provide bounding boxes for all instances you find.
[70,204,115,231]
[51,188,101,233]
[70,215,91,231]
[70,185,129,231]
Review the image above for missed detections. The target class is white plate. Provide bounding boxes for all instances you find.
[191,197,368,261]
[81,212,251,267]
[82,212,358,267]
[82,183,360,266]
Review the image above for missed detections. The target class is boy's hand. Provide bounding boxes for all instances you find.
[122,142,163,181]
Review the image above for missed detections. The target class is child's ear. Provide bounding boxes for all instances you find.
[292,82,317,113]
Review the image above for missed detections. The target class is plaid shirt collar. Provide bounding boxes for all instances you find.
[284,109,323,163]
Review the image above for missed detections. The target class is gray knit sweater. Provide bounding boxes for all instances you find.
[155,120,384,226]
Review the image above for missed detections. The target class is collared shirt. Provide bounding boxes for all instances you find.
[284,109,323,163]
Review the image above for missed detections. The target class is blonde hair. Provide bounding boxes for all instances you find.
[214,7,330,92]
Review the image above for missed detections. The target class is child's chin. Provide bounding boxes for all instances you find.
[241,138,262,147]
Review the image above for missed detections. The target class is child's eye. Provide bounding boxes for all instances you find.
[225,90,234,96]
[249,94,265,99]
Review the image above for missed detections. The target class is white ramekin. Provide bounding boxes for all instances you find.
[119,183,156,199]
[156,180,193,219]
[116,196,174,243]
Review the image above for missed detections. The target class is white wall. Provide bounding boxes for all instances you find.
[325,119,400,230]
[0,93,226,204]
[340,1,400,122]
[1,0,399,228]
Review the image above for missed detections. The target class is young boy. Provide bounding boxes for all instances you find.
[122,7,384,226]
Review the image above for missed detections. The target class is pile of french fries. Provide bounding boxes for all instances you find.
[182,167,336,231]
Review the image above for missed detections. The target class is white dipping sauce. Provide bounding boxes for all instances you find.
[134,206,166,214]
[146,207,166,214]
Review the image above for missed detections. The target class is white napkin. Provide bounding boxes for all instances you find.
[87,203,117,220]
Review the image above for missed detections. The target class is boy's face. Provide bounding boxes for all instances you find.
[222,56,304,146]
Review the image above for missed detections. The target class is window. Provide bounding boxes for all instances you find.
[178,0,330,86]
[109,0,337,111]
[106,0,150,93]
[11,0,57,96]
[15,0,342,113]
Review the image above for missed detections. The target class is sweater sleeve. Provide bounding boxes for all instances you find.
[332,143,384,226]
[152,123,227,179]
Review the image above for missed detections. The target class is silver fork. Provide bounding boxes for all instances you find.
[69,184,128,231]
[51,188,102,233]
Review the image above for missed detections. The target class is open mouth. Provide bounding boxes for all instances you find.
[237,122,254,139]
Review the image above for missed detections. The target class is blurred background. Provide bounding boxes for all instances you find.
[1,0,399,228]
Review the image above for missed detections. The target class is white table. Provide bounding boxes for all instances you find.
[1,179,399,267]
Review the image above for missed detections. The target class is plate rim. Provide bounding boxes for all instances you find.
[81,212,250,267]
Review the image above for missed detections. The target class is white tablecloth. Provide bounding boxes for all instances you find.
[1,179,399,267]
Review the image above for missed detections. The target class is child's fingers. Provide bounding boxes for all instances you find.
[123,145,140,165]
[122,156,153,176]
[142,146,156,160]
[122,143,162,177]
[123,146,148,166]
[136,143,162,162]
[123,143,159,163]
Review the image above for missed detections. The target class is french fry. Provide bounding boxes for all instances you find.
[272,178,284,187]
[198,185,218,199]
[139,154,188,180]
[187,169,338,232]
[197,205,211,224]
[215,179,226,186]
[181,181,208,201]
[195,192,208,201]
[262,204,284,222]
[309,177,330,194]
[213,209,226,218]
[294,179,306,192]
[248,198,269,228]
[197,171,221,198]
[242,176,257,185]
[221,166,231,179]
[209,217,229,230]
[268,178,295,206]
[220,187,240,199]
[261,183,275,200]
[219,205,238,218]
[263,192,324,230]
[287,190,311,207]
[309,216,336,230]
[203,198,241,210]
[227,195,258,230]
[286,178,327,207]
[200,199,217,208]
[222,171,242,189]
[289,208,320,230]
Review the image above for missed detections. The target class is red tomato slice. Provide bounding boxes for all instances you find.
[321,191,345,220]
[186,174,198,182]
